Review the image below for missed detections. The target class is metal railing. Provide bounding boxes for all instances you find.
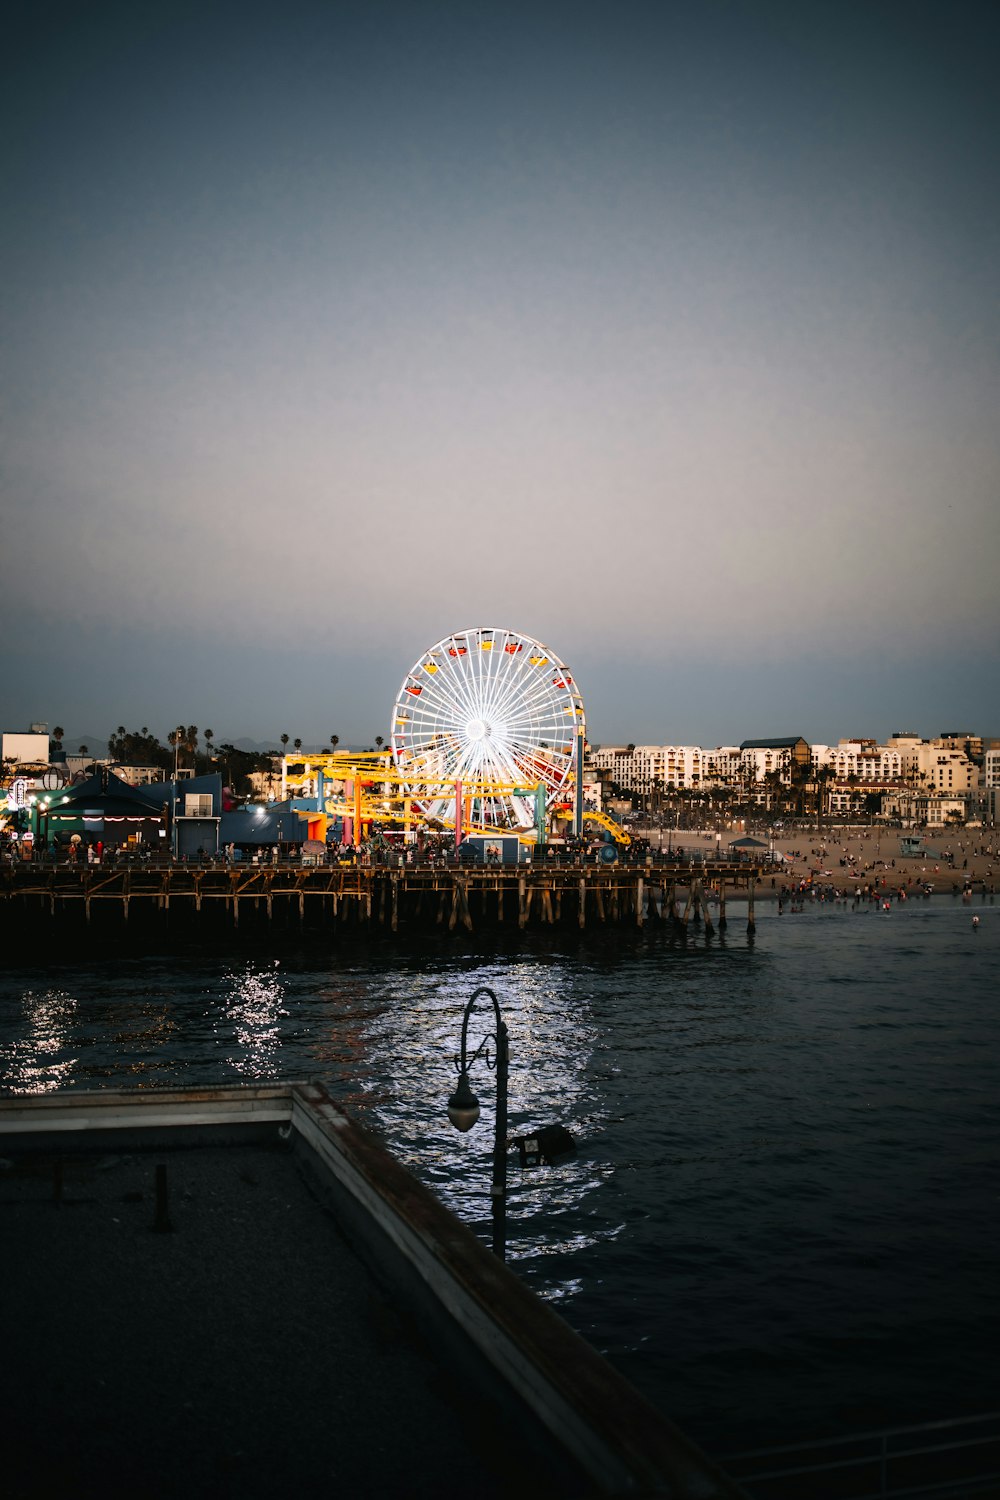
[722,1411,1000,1499]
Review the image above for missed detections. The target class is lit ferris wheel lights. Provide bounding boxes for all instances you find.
[390,627,585,830]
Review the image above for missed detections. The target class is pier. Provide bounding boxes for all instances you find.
[0,1082,742,1499]
[0,858,765,938]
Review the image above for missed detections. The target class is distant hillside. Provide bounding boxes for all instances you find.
[62,733,107,753]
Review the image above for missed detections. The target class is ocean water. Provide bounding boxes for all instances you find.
[1,895,997,1455]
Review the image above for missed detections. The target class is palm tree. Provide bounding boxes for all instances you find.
[204,728,214,753]
[815,765,834,832]
[293,737,302,753]
[53,725,64,742]
[179,725,197,774]
[168,725,186,776]
[78,744,89,757]
[280,734,289,754]
[330,735,339,752]
[375,735,384,751]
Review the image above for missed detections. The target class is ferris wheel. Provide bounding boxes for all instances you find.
[390,627,585,830]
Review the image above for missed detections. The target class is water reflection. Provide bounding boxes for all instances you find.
[219,962,288,1079]
[1,988,78,1094]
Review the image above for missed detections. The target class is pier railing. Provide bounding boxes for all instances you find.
[721,1410,1000,1499]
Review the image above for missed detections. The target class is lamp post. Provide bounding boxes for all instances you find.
[447,985,509,1260]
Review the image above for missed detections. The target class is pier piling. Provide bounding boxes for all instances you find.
[0,860,767,941]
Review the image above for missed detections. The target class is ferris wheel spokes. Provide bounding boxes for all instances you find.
[390,627,584,833]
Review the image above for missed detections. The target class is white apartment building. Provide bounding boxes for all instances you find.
[589,745,707,793]
[590,742,794,795]
[812,740,906,782]
[985,748,1000,787]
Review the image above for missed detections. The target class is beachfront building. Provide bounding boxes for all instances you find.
[588,744,708,796]
[738,736,811,771]
[703,745,789,803]
[913,744,977,794]
[589,739,812,814]
[938,731,984,764]
[811,739,907,783]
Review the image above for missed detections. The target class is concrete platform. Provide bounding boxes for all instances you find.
[0,1084,744,1499]
[2,1143,524,1498]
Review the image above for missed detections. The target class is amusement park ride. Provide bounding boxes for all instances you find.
[281,627,629,850]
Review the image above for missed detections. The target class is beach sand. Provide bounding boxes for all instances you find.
[646,826,998,896]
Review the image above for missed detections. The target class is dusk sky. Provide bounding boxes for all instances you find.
[4,0,998,752]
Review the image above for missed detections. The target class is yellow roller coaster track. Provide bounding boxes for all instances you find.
[283,753,564,842]
[551,809,630,845]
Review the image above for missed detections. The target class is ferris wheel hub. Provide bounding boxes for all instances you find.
[466,718,491,742]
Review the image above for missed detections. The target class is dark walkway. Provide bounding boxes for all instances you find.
[1,1142,556,1499]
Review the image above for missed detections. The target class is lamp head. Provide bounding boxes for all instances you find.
[447,1071,481,1132]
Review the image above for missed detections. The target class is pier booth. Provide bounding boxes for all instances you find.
[460,834,527,865]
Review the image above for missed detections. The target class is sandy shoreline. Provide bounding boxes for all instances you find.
[639,825,999,897]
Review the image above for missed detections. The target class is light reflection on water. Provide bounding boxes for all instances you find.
[219,961,288,1080]
[0,900,998,1451]
[0,988,78,1094]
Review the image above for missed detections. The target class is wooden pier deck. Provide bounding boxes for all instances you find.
[0,859,767,938]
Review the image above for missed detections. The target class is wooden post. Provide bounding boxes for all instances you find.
[718,883,727,929]
[747,877,756,936]
[699,881,714,935]
[636,877,644,927]
[391,876,398,932]
[578,876,586,928]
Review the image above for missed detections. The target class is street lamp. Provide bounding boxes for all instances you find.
[446,985,575,1263]
[447,985,509,1259]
